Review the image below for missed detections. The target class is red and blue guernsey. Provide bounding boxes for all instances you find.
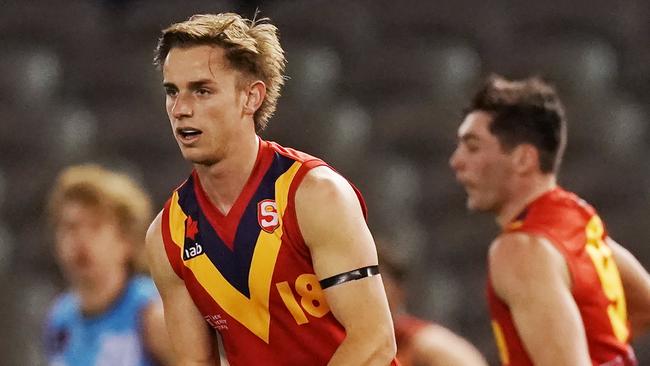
[487,187,637,366]
[161,139,394,365]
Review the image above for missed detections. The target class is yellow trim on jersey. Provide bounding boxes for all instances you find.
[585,215,629,342]
[185,232,279,342]
[506,220,523,231]
[170,161,303,343]
[168,191,186,249]
[491,320,510,365]
[274,161,302,227]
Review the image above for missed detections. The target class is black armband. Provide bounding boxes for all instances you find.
[319,265,380,289]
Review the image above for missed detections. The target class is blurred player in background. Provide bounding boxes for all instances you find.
[146,12,396,365]
[449,75,650,365]
[379,245,489,366]
[43,164,174,365]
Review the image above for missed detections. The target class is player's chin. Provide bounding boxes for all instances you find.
[466,199,480,211]
[178,146,201,160]
[464,190,477,209]
[181,150,218,166]
[466,195,488,212]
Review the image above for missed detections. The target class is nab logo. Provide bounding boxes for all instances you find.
[258,199,279,233]
[183,242,204,260]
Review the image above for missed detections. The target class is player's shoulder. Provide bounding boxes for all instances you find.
[263,140,348,196]
[490,232,535,254]
[146,210,164,238]
[528,187,595,220]
[489,232,560,275]
[298,166,354,201]
[489,231,568,297]
[265,139,321,164]
[145,210,165,259]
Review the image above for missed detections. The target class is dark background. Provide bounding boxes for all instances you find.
[0,0,648,364]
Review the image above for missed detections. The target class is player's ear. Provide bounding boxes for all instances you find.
[512,144,539,174]
[243,80,266,116]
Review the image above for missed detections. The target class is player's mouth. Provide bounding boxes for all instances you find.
[454,175,469,186]
[456,178,475,193]
[176,127,203,143]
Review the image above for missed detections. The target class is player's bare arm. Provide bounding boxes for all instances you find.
[607,238,650,336]
[410,325,488,366]
[296,166,397,365]
[489,232,591,366]
[146,211,221,366]
[141,298,176,365]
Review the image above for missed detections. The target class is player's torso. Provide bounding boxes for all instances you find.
[45,277,157,366]
[162,140,346,365]
[487,188,636,366]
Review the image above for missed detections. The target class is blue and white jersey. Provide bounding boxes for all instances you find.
[44,276,161,366]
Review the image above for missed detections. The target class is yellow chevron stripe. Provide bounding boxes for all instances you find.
[183,161,302,342]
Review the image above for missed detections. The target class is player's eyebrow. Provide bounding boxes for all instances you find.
[162,79,216,89]
[458,132,480,144]
[187,79,216,89]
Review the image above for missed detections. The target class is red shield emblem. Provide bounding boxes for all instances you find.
[258,199,279,233]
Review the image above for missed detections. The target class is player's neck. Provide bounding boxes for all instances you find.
[496,174,557,228]
[195,134,260,215]
[76,266,129,316]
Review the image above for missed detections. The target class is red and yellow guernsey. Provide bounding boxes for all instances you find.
[487,187,637,366]
[161,139,396,365]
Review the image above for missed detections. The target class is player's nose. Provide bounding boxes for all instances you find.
[449,148,463,172]
[171,93,193,119]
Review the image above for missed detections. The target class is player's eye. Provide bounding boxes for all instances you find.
[466,143,479,153]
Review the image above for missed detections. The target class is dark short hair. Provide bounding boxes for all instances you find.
[465,75,567,173]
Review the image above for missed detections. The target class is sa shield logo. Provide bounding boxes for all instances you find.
[257,199,279,233]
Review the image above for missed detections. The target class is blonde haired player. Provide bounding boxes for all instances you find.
[147,13,397,365]
[44,164,174,365]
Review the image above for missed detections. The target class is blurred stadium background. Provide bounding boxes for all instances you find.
[0,0,648,364]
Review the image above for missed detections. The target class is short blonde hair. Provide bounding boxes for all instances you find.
[154,13,287,132]
[47,164,153,272]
